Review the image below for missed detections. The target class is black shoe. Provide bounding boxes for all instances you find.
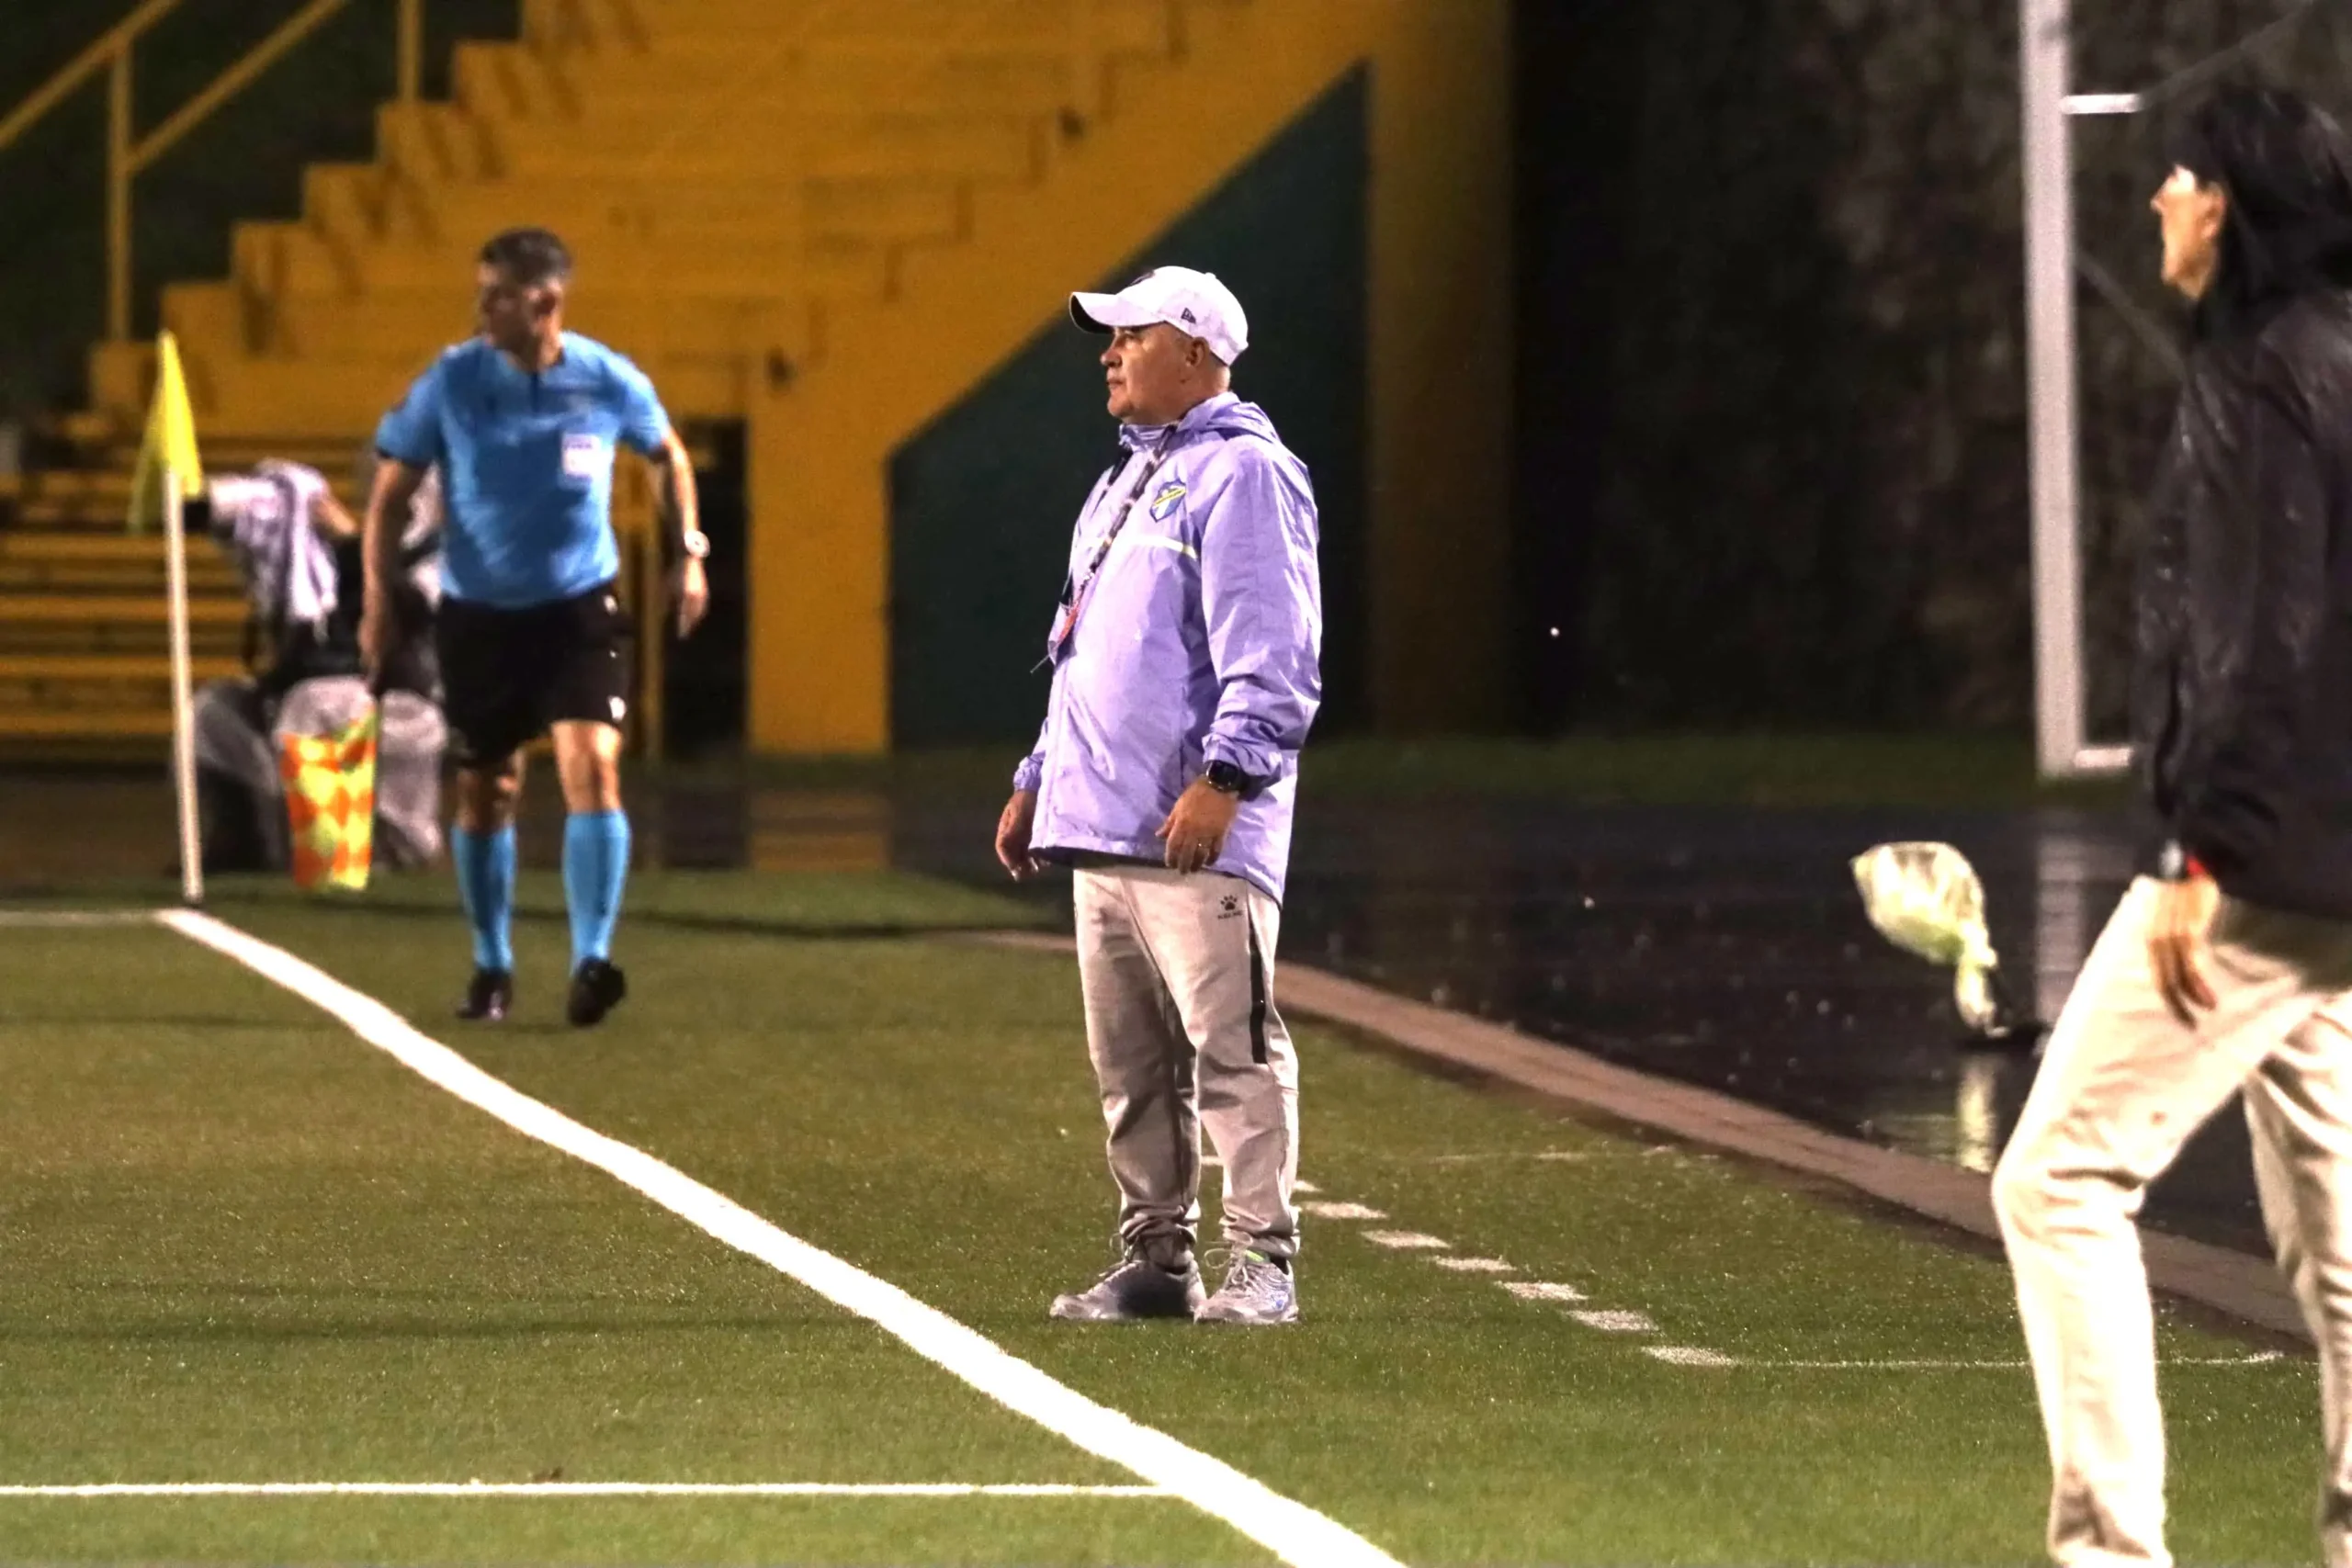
[567,958,628,1028]
[457,968,513,1022]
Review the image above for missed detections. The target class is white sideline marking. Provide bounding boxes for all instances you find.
[1640,1349,2288,1370]
[1360,1231,1450,1250]
[0,908,161,929]
[1750,1353,2287,1370]
[0,1482,1174,1500]
[1293,1179,1320,1194]
[155,911,1402,1568]
[1569,1311,1657,1334]
[1502,1281,1586,1303]
[1430,1258,1515,1274]
[1423,1150,1597,1164]
[1300,1201,1386,1221]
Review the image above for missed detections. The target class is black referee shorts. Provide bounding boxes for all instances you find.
[435,581,633,769]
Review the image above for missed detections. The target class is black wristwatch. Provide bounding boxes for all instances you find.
[1204,760,1250,795]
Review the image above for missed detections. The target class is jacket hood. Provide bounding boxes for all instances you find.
[2170,85,2352,334]
[1117,392,1279,452]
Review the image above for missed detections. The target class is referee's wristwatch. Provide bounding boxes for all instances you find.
[675,530,711,563]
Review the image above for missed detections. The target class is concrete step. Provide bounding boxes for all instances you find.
[587,176,969,243]
[0,549,243,594]
[0,622,245,658]
[15,418,712,479]
[500,115,1046,185]
[0,619,243,665]
[247,288,815,361]
[238,218,793,302]
[637,2,1178,51]
[229,235,888,305]
[150,336,793,437]
[0,533,241,562]
[309,166,967,254]
[0,706,177,740]
[0,594,251,628]
[0,652,246,682]
[0,462,364,531]
[562,48,1088,118]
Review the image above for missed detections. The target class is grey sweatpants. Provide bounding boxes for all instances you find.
[1073,863,1301,1259]
[1993,878,2352,1567]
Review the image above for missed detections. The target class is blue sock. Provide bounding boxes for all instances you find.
[452,826,515,972]
[563,809,631,968]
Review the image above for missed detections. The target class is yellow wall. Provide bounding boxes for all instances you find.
[747,0,1512,751]
[1366,2,1514,732]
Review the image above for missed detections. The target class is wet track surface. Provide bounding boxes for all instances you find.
[0,769,2267,1256]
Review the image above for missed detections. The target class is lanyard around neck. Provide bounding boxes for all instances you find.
[1044,446,1169,663]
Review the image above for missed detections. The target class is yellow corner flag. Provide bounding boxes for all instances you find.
[280,709,379,892]
[128,330,203,533]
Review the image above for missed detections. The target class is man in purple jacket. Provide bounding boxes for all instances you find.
[995,266,1323,1326]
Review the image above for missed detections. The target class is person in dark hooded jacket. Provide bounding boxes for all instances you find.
[1992,86,2352,1568]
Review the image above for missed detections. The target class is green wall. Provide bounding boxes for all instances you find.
[888,68,1369,749]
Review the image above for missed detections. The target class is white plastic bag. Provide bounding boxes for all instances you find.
[1850,841,2004,1032]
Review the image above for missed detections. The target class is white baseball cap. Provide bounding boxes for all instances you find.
[1069,266,1249,365]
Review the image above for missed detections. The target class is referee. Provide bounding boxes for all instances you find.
[359,227,709,1027]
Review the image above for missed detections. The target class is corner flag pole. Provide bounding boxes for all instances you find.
[162,461,201,907]
[130,330,205,905]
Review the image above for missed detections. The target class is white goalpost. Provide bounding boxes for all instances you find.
[2019,0,2338,777]
[2019,0,2136,779]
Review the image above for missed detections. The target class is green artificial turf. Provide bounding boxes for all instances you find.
[0,890,2324,1565]
[0,918,1237,1565]
[0,865,1050,935]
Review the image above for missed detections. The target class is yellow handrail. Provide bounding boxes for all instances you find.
[133,0,354,177]
[0,0,427,342]
[0,0,177,154]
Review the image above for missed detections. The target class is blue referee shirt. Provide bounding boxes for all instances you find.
[374,333,672,608]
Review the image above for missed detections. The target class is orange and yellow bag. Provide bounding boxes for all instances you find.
[279,707,379,891]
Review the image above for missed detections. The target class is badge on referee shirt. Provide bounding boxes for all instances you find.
[562,433,611,481]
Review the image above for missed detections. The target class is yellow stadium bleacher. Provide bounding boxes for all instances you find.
[2,0,1513,751]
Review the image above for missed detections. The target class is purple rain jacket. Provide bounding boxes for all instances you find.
[1012,392,1322,902]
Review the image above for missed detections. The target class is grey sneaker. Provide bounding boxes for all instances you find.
[1048,1239,1205,1322]
[1197,1249,1298,1325]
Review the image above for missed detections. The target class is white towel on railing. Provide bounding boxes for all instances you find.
[208,460,338,631]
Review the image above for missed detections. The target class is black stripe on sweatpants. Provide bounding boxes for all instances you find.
[1246,913,1269,1065]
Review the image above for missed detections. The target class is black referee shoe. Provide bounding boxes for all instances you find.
[566,958,628,1028]
[456,967,513,1022]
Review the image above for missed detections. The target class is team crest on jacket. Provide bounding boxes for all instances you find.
[1149,482,1187,521]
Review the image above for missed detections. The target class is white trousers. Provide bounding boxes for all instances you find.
[1072,863,1300,1258]
[1994,878,2352,1566]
